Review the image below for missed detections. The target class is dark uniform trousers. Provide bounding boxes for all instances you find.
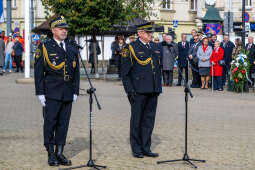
[44,98,72,145]
[130,93,158,153]
[121,39,162,154]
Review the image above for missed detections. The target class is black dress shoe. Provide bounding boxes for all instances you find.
[176,83,181,86]
[56,145,72,166]
[45,145,59,166]
[143,152,159,157]
[132,152,144,158]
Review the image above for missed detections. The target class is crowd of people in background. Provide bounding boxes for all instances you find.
[110,29,255,91]
[0,30,24,75]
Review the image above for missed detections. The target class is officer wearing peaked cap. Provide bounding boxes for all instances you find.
[34,16,80,167]
[121,22,162,158]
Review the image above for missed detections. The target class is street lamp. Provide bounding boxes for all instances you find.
[242,0,245,48]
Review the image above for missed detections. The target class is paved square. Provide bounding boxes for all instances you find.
[0,73,254,170]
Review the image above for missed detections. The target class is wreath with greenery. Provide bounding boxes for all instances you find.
[231,49,250,92]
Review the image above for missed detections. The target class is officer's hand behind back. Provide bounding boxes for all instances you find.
[128,91,136,104]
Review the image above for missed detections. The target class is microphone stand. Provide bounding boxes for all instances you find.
[60,42,106,170]
[157,59,206,169]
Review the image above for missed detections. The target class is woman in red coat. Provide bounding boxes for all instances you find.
[210,40,224,91]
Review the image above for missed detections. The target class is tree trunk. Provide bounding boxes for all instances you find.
[92,35,98,74]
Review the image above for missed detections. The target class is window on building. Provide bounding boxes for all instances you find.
[190,0,197,10]
[162,0,171,9]
[12,0,17,8]
[245,0,252,7]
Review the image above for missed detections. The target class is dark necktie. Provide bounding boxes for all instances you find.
[145,44,150,49]
[60,42,65,51]
[248,44,252,50]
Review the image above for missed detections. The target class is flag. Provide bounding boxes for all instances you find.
[0,0,4,23]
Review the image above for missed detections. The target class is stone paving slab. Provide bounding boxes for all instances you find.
[0,73,255,170]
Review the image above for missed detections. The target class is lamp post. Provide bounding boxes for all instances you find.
[24,0,30,78]
[6,0,12,36]
[242,0,246,48]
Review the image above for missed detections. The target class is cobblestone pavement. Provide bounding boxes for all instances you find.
[0,73,255,170]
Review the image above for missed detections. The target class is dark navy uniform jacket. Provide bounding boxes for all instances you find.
[34,38,80,101]
[121,39,162,94]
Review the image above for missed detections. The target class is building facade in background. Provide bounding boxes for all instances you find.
[0,0,46,36]
[151,0,255,42]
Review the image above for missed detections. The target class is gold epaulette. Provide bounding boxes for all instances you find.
[129,45,152,66]
[42,43,65,70]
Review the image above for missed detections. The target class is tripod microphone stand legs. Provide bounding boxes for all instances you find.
[157,153,205,169]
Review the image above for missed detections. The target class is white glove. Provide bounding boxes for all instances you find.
[38,95,46,107]
[73,94,78,103]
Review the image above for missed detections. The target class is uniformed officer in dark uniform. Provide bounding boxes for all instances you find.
[121,22,162,158]
[34,16,80,166]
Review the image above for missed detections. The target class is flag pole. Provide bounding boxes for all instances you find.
[24,0,30,78]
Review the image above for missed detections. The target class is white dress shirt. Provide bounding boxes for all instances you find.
[54,38,66,51]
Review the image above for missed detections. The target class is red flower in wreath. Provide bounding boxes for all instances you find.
[241,70,246,74]
[235,78,239,83]
[234,67,238,73]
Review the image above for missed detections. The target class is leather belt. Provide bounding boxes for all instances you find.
[46,72,73,81]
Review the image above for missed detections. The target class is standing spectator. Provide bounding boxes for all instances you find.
[245,36,255,87]
[162,33,167,42]
[88,38,101,74]
[232,38,242,58]
[210,41,224,91]
[190,29,197,45]
[210,34,217,48]
[0,34,5,75]
[162,35,178,86]
[128,35,136,44]
[207,33,213,47]
[3,36,14,73]
[13,37,24,72]
[177,33,189,86]
[111,36,125,78]
[153,37,160,43]
[197,37,213,89]
[198,31,204,41]
[0,30,7,43]
[220,34,235,86]
[188,34,201,88]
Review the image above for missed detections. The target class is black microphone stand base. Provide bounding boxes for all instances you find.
[157,153,205,169]
[59,159,106,170]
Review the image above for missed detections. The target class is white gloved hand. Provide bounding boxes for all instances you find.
[38,95,46,107]
[73,94,78,103]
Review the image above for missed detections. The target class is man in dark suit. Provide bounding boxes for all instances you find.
[121,22,162,159]
[34,16,80,167]
[188,33,201,88]
[189,29,197,46]
[177,33,189,85]
[220,34,235,86]
[245,36,255,86]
